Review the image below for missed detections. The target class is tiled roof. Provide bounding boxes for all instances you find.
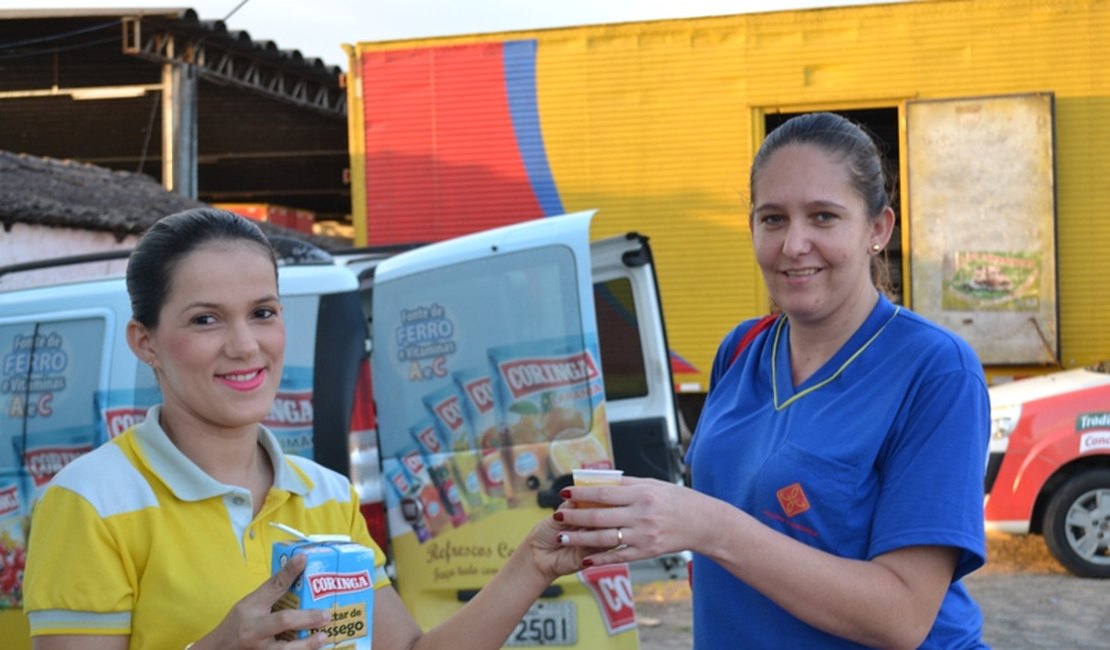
[0,150,341,248]
[0,149,202,238]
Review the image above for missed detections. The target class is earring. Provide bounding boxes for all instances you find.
[870,243,882,253]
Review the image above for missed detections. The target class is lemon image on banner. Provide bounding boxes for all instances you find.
[549,431,609,475]
[548,402,614,475]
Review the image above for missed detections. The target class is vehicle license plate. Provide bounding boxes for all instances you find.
[504,600,577,646]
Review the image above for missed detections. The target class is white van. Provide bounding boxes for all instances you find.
[0,212,686,649]
[0,242,372,646]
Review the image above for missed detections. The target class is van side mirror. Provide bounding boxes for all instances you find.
[536,473,575,509]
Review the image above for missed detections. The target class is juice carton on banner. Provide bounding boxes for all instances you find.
[452,368,512,506]
[11,425,94,509]
[422,383,494,517]
[396,447,452,537]
[409,419,469,527]
[383,463,431,543]
[0,475,27,609]
[272,533,375,648]
[262,366,315,458]
[489,337,611,497]
[578,564,638,636]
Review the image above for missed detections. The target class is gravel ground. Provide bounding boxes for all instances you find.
[633,532,1110,649]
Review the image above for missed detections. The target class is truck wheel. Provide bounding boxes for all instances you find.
[1042,469,1110,578]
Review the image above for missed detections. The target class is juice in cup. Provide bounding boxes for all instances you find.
[571,468,623,508]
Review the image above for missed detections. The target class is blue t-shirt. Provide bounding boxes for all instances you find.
[686,296,989,649]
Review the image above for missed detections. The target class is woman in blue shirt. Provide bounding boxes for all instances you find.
[558,112,990,649]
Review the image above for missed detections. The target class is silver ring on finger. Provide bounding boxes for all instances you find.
[612,527,628,551]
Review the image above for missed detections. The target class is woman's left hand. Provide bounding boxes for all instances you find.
[520,503,603,581]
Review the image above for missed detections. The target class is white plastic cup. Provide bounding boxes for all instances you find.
[572,468,623,508]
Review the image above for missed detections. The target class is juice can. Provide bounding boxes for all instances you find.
[272,535,375,648]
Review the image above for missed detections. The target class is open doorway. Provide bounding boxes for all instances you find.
[764,108,903,304]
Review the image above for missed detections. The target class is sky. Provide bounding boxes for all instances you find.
[4,0,897,68]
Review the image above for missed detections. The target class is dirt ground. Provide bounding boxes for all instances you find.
[633,532,1110,649]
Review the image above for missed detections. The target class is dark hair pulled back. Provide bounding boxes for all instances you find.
[750,112,894,294]
[126,207,277,328]
[751,112,890,216]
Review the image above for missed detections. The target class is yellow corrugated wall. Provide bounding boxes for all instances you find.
[353,0,1110,389]
[535,23,757,388]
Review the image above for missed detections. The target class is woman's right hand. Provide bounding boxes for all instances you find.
[557,476,714,567]
[191,554,331,650]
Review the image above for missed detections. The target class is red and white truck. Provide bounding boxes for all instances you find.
[985,369,1110,578]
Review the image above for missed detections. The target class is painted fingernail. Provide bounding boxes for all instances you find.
[560,488,572,499]
[582,558,594,568]
[553,511,564,522]
[558,533,569,545]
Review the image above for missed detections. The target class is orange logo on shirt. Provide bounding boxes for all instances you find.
[776,483,810,517]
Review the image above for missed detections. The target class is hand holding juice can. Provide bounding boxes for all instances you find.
[271,525,375,649]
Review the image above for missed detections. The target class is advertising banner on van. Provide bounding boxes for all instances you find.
[371,212,638,647]
[0,318,107,609]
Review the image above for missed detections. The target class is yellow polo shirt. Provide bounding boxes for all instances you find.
[23,405,389,648]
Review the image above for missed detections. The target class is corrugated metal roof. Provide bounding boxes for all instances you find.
[0,8,342,79]
[0,8,351,221]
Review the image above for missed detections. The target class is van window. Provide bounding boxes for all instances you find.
[594,278,648,401]
[1,318,106,484]
[372,245,587,460]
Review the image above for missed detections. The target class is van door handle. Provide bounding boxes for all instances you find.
[457,585,564,602]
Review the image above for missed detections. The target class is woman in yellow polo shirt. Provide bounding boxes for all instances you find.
[23,208,587,650]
